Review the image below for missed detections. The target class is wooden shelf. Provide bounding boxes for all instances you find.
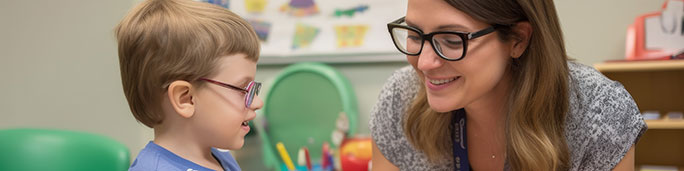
[638,165,684,171]
[645,120,684,129]
[594,60,684,72]
[594,61,684,114]
[635,129,684,167]
[595,60,684,168]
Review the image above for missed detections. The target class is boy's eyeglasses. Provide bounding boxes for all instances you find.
[199,78,261,108]
[387,16,502,61]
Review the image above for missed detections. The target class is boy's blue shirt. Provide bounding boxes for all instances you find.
[129,141,241,171]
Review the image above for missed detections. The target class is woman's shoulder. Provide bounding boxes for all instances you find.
[566,61,643,118]
[566,61,640,112]
[369,65,417,162]
[369,66,451,170]
[565,61,647,170]
[370,65,421,121]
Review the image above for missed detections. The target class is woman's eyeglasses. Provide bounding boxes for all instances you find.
[199,78,261,108]
[387,16,502,61]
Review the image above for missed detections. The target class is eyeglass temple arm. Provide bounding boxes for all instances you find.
[200,78,248,93]
[467,27,496,39]
[468,24,510,39]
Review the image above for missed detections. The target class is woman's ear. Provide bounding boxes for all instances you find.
[510,21,533,58]
[167,80,195,118]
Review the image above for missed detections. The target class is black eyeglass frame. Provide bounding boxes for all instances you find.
[387,16,503,61]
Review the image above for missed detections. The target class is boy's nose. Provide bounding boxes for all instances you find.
[249,96,264,110]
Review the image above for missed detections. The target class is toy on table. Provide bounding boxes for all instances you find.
[340,137,372,171]
[331,112,349,147]
[326,112,348,171]
[276,142,296,170]
[298,147,312,170]
[321,142,337,171]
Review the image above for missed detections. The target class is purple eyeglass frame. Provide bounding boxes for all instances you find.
[199,78,261,108]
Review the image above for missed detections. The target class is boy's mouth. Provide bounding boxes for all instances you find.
[241,121,249,126]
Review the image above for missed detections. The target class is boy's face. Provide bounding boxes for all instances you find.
[192,53,262,150]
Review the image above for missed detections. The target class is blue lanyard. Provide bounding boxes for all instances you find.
[452,109,470,171]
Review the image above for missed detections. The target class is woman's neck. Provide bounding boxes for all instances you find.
[462,73,511,170]
[464,72,511,129]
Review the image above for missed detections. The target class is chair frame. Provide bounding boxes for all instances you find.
[253,62,358,170]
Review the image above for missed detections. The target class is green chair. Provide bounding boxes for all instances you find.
[0,128,130,171]
[254,62,358,170]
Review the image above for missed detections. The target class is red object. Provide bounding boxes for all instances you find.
[304,147,312,170]
[321,142,330,169]
[625,0,683,60]
[340,137,372,171]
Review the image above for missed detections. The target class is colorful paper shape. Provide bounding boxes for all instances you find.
[247,19,272,42]
[334,25,369,48]
[198,0,229,9]
[280,0,319,17]
[334,5,369,17]
[245,0,267,13]
[292,23,320,49]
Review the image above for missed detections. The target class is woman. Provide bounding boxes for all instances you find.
[369,0,646,170]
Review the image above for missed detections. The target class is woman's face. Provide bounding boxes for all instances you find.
[406,0,514,112]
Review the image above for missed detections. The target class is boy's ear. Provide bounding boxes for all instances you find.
[167,80,195,118]
[509,21,533,58]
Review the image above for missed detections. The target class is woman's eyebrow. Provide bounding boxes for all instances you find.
[436,24,469,31]
[405,20,420,29]
[406,19,470,32]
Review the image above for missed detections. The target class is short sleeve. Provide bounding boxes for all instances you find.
[565,62,647,170]
[369,66,420,166]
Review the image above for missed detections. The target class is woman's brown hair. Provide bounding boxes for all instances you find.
[403,0,570,170]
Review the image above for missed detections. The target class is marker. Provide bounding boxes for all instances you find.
[276,142,296,170]
[304,147,312,170]
[328,149,336,170]
[298,148,306,169]
[321,142,330,169]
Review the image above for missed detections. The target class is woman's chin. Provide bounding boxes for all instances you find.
[427,101,460,113]
[427,95,462,113]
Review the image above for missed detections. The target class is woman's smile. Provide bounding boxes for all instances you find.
[425,75,461,91]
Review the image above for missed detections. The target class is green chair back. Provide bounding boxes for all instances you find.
[254,62,358,169]
[0,128,130,171]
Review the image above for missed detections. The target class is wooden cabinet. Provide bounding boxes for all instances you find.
[594,60,684,169]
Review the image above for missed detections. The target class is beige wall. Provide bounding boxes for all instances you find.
[0,0,663,160]
[555,0,662,65]
[0,0,152,159]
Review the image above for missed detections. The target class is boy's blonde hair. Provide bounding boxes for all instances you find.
[115,0,260,128]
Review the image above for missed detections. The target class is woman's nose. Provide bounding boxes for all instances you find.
[416,41,443,71]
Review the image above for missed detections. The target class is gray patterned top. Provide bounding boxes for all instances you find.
[369,62,647,171]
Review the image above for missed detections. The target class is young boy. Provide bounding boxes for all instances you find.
[115,0,263,170]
